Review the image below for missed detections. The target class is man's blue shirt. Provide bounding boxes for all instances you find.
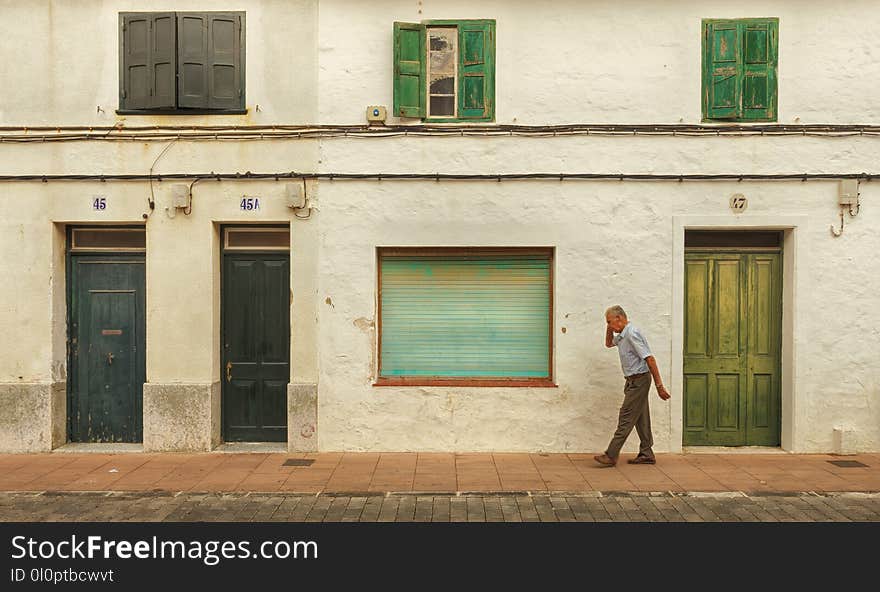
[612,323,652,377]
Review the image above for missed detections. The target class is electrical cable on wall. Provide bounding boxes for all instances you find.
[146,138,179,218]
[0,171,875,183]
[0,123,879,143]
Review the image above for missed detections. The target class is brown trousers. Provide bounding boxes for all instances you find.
[605,372,655,460]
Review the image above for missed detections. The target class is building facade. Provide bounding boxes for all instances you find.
[1,0,878,454]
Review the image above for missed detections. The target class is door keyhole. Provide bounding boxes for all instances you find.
[107,352,114,365]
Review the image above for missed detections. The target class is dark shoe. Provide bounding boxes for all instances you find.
[627,455,656,465]
[593,453,617,467]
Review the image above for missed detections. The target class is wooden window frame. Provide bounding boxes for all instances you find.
[69,226,147,253]
[117,11,246,115]
[374,247,556,388]
[425,25,459,120]
[394,19,496,123]
[701,17,779,123]
[423,19,495,123]
[223,226,291,252]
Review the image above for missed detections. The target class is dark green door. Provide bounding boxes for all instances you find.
[683,252,782,446]
[69,256,146,442]
[222,253,290,442]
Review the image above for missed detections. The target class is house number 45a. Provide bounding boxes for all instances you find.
[240,197,261,211]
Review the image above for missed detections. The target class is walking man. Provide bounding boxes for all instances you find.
[594,305,671,467]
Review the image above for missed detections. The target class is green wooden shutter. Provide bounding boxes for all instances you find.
[703,20,741,120]
[177,13,209,108]
[206,13,244,110]
[393,22,426,118]
[457,20,495,120]
[379,252,551,379]
[121,13,175,109]
[741,19,778,121]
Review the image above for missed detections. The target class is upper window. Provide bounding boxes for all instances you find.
[702,18,778,122]
[393,20,496,122]
[119,12,245,114]
[376,248,553,387]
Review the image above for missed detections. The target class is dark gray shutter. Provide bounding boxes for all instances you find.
[150,13,177,108]
[177,13,209,108]
[207,13,243,110]
[177,12,243,110]
[120,13,175,110]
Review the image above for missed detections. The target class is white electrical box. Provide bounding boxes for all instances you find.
[839,179,860,206]
[285,183,305,209]
[171,184,189,208]
[366,105,387,124]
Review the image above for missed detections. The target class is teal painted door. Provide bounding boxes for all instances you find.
[69,256,146,442]
[222,254,290,442]
[683,252,782,446]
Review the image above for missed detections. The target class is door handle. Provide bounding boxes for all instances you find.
[107,352,114,365]
[225,361,232,383]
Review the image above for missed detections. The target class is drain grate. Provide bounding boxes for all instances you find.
[283,459,315,467]
[827,460,868,468]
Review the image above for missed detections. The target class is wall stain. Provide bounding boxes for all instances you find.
[352,317,374,332]
[353,317,376,383]
[325,296,334,308]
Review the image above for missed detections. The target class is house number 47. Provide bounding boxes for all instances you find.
[729,194,748,213]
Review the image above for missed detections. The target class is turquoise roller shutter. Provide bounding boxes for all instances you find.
[379,251,552,378]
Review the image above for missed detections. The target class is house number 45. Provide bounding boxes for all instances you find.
[92,196,107,211]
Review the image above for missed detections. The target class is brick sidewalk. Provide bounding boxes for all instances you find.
[0,452,877,494]
[2,491,878,522]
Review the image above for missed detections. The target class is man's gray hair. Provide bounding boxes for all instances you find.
[605,305,627,318]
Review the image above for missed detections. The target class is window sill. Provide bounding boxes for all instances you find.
[422,118,495,124]
[701,118,777,124]
[373,378,557,388]
[116,109,248,116]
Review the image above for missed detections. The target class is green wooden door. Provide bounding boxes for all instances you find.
[69,255,146,442]
[222,253,290,442]
[683,252,781,446]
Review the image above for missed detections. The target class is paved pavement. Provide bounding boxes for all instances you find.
[2,452,877,522]
[1,491,878,522]
[0,452,878,494]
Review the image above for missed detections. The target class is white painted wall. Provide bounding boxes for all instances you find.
[314,177,880,453]
[318,0,880,125]
[0,0,318,125]
[0,1,878,452]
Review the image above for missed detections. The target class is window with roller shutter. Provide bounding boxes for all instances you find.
[702,18,778,122]
[119,12,245,114]
[375,248,554,387]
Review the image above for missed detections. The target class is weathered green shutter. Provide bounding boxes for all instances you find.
[379,252,551,379]
[121,13,175,109]
[206,13,243,110]
[740,20,778,121]
[703,20,740,120]
[393,22,426,118]
[457,21,495,120]
[177,13,209,108]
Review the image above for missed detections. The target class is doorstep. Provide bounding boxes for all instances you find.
[52,443,144,454]
[682,446,788,454]
[214,442,287,454]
